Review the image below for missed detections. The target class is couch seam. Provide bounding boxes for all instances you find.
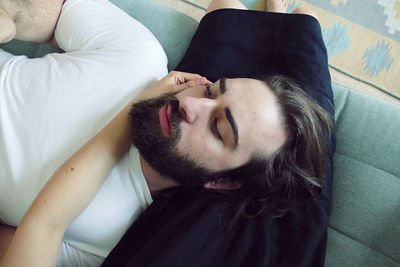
[327,226,400,264]
[333,84,349,124]
[334,152,400,180]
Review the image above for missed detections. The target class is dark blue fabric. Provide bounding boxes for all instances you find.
[102,9,335,267]
[176,9,334,114]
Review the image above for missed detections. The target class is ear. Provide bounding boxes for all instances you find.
[203,179,242,190]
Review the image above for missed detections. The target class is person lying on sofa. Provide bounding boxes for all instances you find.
[0,0,334,266]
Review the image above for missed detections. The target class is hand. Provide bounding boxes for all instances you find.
[135,71,212,102]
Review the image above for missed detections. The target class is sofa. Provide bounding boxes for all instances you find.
[1,0,399,266]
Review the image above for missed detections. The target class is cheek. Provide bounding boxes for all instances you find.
[175,125,219,166]
[176,126,237,170]
[177,128,211,157]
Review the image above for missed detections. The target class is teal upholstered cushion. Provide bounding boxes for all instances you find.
[327,83,400,267]
[0,40,60,59]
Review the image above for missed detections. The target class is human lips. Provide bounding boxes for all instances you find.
[159,104,171,136]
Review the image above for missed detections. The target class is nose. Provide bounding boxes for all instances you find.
[179,96,217,124]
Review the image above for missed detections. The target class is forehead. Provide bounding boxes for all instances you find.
[223,78,286,157]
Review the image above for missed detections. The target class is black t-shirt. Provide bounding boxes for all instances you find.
[102,9,335,267]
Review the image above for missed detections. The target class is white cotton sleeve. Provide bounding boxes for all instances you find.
[55,0,162,53]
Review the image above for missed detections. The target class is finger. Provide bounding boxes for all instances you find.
[172,71,203,84]
[174,78,208,92]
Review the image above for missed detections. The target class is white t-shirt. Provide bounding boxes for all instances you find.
[0,0,168,265]
[57,147,152,266]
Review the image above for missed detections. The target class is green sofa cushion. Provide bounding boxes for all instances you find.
[328,83,400,267]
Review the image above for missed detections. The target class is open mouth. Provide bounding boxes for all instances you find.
[159,104,171,136]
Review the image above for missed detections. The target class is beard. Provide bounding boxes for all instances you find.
[129,94,221,188]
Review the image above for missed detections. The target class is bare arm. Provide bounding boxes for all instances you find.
[0,224,15,259]
[0,101,132,267]
[0,72,210,267]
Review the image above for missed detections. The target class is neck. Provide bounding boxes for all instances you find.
[139,155,179,197]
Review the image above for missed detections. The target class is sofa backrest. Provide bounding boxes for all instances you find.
[328,83,400,267]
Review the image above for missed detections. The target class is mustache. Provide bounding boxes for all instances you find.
[130,94,179,116]
[129,93,183,143]
[159,94,183,147]
[168,96,183,134]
